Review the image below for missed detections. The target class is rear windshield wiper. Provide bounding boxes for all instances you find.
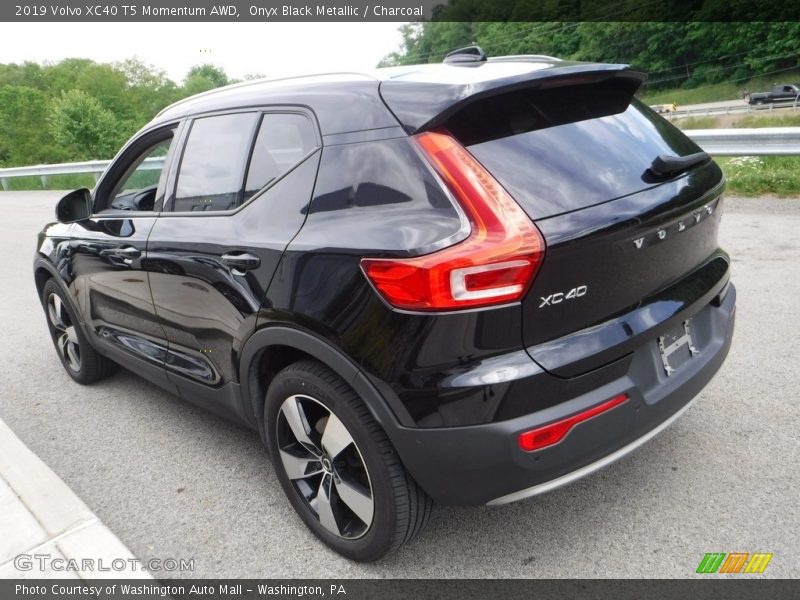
[647,151,710,179]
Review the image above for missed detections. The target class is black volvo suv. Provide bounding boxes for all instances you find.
[35,50,735,561]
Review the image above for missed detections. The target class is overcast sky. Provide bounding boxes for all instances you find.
[0,22,406,82]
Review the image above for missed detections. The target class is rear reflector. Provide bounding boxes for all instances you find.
[518,393,629,452]
[360,130,545,311]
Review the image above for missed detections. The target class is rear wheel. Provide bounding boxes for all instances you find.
[264,360,432,561]
[42,279,116,384]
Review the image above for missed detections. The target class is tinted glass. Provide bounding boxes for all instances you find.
[447,83,701,219]
[303,138,464,253]
[108,138,172,212]
[244,113,317,201]
[173,113,259,212]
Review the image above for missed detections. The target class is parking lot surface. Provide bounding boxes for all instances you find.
[1,191,798,577]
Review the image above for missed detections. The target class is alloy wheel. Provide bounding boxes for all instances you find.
[47,293,81,372]
[276,394,374,539]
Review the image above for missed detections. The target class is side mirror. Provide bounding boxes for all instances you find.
[56,188,92,223]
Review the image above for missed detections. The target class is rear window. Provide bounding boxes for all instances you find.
[445,80,700,219]
[244,113,316,201]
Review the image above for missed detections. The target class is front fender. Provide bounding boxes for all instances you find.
[33,256,86,327]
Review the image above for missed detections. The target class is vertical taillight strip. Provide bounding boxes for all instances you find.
[360,131,545,311]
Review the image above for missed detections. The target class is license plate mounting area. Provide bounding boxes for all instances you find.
[657,319,699,376]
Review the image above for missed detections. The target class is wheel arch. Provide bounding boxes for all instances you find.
[33,259,86,327]
[238,325,411,446]
[34,264,53,301]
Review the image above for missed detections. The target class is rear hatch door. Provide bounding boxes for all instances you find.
[383,61,726,375]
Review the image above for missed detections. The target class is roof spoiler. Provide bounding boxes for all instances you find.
[379,63,646,134]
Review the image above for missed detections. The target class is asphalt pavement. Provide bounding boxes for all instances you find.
[0,191,798,578]
[0,416,151,579]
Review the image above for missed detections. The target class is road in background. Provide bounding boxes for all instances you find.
[657,98,800,119]
[675,99,747,112]
[1,191,798,577]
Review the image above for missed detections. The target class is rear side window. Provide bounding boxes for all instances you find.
[172,111,317,212]
[445,80,701,219]
[304,137,465,253]
[244,113,317,201]
[173,113,259,212]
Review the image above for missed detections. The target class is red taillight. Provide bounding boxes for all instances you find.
[360,131,545,311]
[518,393,630,452]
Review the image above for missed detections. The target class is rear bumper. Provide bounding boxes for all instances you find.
[388,283,736,506]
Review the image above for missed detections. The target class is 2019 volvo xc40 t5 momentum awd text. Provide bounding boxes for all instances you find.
[35,47,735,561]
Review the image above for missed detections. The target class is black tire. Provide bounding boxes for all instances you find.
[42,279,116,384]
[264,360,432,561]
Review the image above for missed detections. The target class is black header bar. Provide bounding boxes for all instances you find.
[3,0,800,22]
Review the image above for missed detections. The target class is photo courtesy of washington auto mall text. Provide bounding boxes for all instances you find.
[14,583,349,597]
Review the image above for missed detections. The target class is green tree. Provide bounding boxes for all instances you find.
[181,64,231,96]
[0,85,63,166]
[185,64,229,87]
[47,89,124,160]
[378,20,800,95]
[116,58,180,123]
[182,74,218,96]
[0,61,46,90]
[0,58,237,167]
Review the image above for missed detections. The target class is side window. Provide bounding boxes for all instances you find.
[243,113,317,201]
[102,129,175,212]
[173,113,259,212]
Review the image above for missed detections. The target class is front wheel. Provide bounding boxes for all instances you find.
[42,279,116,384]
[264,360,432,561]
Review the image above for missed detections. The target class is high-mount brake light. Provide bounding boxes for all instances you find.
[361,131,545,311]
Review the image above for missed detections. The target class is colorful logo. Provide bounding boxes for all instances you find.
[697,552,773,574]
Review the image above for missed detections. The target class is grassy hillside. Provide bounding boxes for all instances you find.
[642,69,800,106]
[716,156,800,196]
[669,112,800,196]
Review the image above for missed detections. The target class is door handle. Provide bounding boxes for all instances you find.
[221,252,260,272]
[101,246,141,259]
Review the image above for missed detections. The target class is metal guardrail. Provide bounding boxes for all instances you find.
[2,130,800,190]
[669,102,800,120]
[684,127,800,155]
[669,105,748,119]
[662,95,800,119]
[0,157,163,191]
